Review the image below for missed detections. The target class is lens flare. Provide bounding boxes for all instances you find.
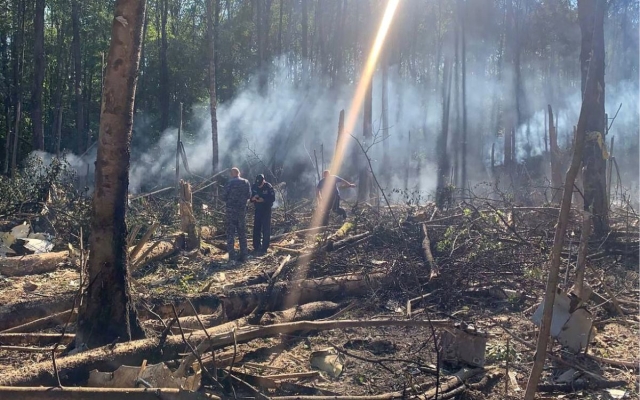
[287,0,401,303]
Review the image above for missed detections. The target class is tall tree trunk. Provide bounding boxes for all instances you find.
[1,26,11,172]
[138,11,149,113]
[71,0,85,154]
[435,58,453,207]
[76,0,147,350]
[159,0,169,131]
[31,0,45,151]
[357,75,373,202]
[52,19,66,158]
[301,0,308,62]
[9,0,25,177]
[578,0,608,235]
[206,0,218,171]
[381,50,389,183]
[277,0,283,55]
[460,0,467,192]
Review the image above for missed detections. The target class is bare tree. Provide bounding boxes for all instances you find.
[76,0,147,349]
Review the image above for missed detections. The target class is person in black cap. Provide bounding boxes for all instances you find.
[250,174,276,255]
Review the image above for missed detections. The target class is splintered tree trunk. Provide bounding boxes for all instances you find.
[357,76,373,202]
[31,0,45,151]
[578,0,608,235]
[548,105,562,202]
[179,180,200,250]
[206,0,218,171]
[71,0,85,154]
[76,0,147,350]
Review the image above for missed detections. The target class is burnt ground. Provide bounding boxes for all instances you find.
[0,186,638,399]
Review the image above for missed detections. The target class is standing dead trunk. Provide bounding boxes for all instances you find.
[206,0,219,171]
[76,0,147,350]
[71,0,85,154]
[179,180,200,251]
[548,105,562,202]
[578,0,608,235]
[31,0,45,151]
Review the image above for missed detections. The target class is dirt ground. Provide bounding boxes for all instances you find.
[0,197,638,399]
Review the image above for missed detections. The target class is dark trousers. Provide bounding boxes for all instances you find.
[253,207,272,251]
[321,194,347,226]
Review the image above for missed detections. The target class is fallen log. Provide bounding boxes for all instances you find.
[132,240,177,271]
[1,319,451,387]
[416,367,486,400]
[270,226,333,242]
[259,301,340,325]
[143,313,226,333]
[0,309,76,334]
[0,251,72,277]
[177,301,343,376]
[0,386,217,400]
[215,271,389,319]
[0,294,74,332]
[0,333,74,346]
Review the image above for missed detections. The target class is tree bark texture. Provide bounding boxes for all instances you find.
[76,0,147,350]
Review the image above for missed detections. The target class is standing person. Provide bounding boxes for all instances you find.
[316,170,355,225]
[250,174,276,255]
[222,167,251,262]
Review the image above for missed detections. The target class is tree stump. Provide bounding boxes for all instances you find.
[179,180,200,251]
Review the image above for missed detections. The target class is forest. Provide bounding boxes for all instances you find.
[0,0,638,399]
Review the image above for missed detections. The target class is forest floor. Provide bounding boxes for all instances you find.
[0,180,638,399]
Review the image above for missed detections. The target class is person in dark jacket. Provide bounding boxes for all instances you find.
[222,167,251,262]
[316,170,355,225]
[250,174,275,254]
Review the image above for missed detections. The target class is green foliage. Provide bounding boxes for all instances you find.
[0,153,91,247]
[486,342,520,364]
